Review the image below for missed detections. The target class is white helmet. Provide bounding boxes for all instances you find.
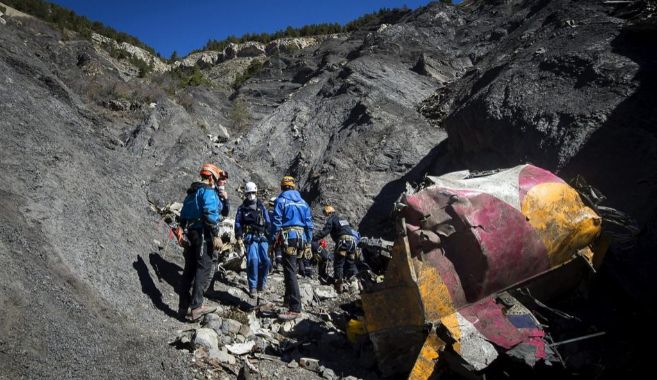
[245,182,257,193]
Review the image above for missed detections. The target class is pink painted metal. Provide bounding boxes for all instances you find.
[518,164,565,203]
[449,190,550,301]
[403,187,550,305]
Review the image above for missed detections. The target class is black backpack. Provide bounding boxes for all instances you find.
[240,200,267,231]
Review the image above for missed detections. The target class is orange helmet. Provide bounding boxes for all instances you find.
[280,176,296,189]
[323,205,335,215]
[200,163,223,181]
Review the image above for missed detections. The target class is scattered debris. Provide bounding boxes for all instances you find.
[225,341,255,355]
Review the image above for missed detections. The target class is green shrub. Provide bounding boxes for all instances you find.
[169,51,178,63]
[129,57,153,78]
[232,59,264,89]
[170,66,211,88]
[229,98,251,131]
[0,5,7,13]
[193,7,410,55]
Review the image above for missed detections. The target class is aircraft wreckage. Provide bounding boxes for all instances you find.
[361,164,626,379]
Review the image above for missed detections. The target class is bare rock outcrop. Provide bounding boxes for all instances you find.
[91,32,169,72]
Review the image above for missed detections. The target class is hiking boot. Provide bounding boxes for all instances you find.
[190,305,216,321]
[334,279,344,294]
[249,288,257,298]
[278,311,301,321]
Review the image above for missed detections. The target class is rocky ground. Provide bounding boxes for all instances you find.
[162,258,375,380]
[1,0,656,378]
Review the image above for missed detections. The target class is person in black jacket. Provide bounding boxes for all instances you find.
[314,205,357,292]
[216,179,230,217]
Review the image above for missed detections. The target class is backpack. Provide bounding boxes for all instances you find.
[240,201,267,231]
[180,183,210,224]
[351,229,361,244]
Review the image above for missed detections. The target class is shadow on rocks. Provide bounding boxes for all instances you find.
[283,318,377,379]
[358,141,452,239]
[149,252,183,292]
[206,288,253,311]
[133,255,179,319]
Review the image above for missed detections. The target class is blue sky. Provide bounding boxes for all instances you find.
[50,0,440,58]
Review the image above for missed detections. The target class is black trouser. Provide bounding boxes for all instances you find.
[315,247,331,277]
[282,238,303,313]
[298,258,312,277]
[333,239,357,281]
[316,249,331,279]
[179,229,214,311]
[205,248,220,293]
[274,245,283,268]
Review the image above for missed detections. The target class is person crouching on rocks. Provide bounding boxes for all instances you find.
[235,182,271,304]
[312,239,332,284]
[178,163,224,321]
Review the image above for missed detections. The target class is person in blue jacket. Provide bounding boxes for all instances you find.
[206,174,230,296]
[270,176,313,320]
[178,163,224,321]
[235,182,271,303]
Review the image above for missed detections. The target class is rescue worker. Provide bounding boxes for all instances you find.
[267,197,283,271]
[206,172,229,295]
[235,182,271,302]
[178,163,224,321]
[314,205,358,293]
[270,176,313,320]
[311,239,331,283]
[216,178,230,217]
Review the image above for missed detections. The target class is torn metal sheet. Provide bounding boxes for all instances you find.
[362,164,605,378]
[443,312,498,371]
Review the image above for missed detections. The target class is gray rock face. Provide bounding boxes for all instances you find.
[194,328,219,351]
[176,50,222,68]
[314,286,337,300]
[419,0,657,306]
[299,282,314,305]
[221,319,243,335]
[91,32,168,72]
[299,357,321,372]
[208,347,236,365]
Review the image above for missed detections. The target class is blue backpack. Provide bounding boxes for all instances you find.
[180,183,210,223]
[351,229,361,244]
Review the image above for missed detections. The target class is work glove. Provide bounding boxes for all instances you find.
[173,226,189,248]
[303,245,313,260]
[212,236,223,250]
[236,238,245,256]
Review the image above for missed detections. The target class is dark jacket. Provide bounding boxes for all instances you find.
[219,194,230,217]
[315,213,353,243]
[235,199,270,238]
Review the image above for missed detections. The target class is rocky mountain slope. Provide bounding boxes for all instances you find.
[1,0,656,378]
